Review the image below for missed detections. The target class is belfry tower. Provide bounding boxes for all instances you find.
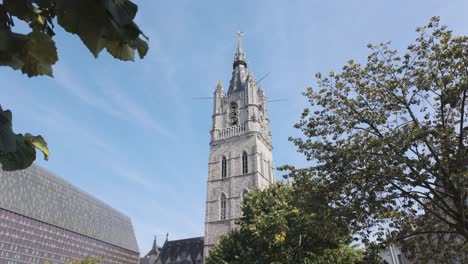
[203,33,275,257]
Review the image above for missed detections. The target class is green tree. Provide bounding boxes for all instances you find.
[398,213,466,263]
[67,255,103,264]
[285,16,467,250]
[0,0,148,171]
[44,254,103,264]
[205,183,364,264]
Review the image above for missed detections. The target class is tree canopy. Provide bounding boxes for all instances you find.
[0,0,148,77]
[284,16,467,253]
[205,183,365,264]
[0,0,148,171]
[44,254,103,264]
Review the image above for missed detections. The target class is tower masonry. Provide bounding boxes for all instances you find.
[203,33,275,258]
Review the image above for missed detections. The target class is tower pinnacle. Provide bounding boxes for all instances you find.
[215,80,224,93]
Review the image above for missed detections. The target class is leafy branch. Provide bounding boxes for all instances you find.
[0,0,149,77]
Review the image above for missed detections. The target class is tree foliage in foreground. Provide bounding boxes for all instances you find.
[205,183,365,264]
[67,255,103,264]
[0,0,149,171]
[0,106,49,171]
[284,16,467,253]
[44,254,103,264]
[0,0,149,77]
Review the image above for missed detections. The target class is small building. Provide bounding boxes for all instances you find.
[139,237,161,264]
[139,236,203,264]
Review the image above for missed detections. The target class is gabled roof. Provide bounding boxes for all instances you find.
[157,237,204,263]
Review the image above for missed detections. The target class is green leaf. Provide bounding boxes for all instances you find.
[0,108,15,152]
[0,30,57,77]
[0,105,49,171]
[130,37,149,59]
[0,30,27,70]
[106,41,134,61]
[54,0,148,60]
[21,31,58,77]
[3,0,35,21]
[0,133,36,171]
[25,133,49,161]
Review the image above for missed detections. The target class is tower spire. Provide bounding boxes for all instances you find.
[233,31,247,68]
[228,32,249,94]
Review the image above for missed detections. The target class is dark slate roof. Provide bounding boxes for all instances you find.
[158,237,204,263]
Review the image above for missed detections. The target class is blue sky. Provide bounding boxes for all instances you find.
[2,0,468,255]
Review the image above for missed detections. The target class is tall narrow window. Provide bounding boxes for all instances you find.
[260,154,264,175]
[242,152,248,174]
[268,161,272,181]
[220,193,227,220]
[221,156,227,179]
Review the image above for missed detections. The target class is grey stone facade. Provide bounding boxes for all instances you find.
[203,35,275,258]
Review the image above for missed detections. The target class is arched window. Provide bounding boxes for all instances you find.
[242,151,248,174]
[260,154,264,175]
[221,156,227,179]
[220,193,227,220]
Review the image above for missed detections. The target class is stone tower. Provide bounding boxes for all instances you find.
[203,33,275,258]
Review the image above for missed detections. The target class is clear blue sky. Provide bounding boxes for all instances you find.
[2,0,468,255]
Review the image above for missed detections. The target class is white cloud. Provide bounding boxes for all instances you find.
[31,105,160,190]
[54,64,175,141]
